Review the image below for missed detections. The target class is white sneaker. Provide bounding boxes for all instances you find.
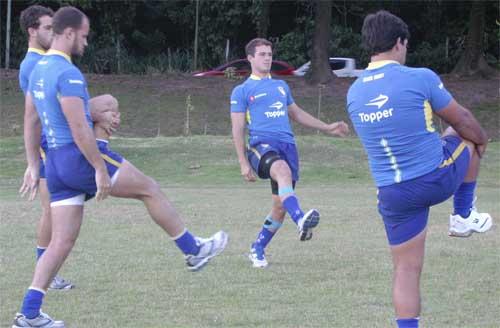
[185,231,228,271]
[49,276,74,290]
[297,209,320,241]
[249,244,268,268]
[449,209,493,237]
[12,312,64,327]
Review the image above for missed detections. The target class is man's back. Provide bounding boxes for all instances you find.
[29,50,92,149]
[347,61,452,187]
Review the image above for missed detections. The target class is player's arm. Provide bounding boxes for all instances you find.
[231,112,256,182]
[288,103,349,137]
[20,93,41,200]
[435,99,488,156]
[60,96,111,200]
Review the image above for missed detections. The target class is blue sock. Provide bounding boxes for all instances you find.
[21,288,45,319]
[282,195,304,224]
[396,318,419,328]
[453,181,476,217]
[172,229,200,256]
[254,216,282,249]
[36,247,46,261]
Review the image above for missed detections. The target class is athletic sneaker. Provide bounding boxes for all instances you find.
[297,209,320,241]
[249,244,268,268]
[186,231,228,271]
[12,312,64,328]
[449,209,493,237]
[49,276,74,290]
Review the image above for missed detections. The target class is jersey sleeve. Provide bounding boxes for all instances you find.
[57,68,87,98]
[420,68,452,112]
[230,85,247,113]
[284,82,295,106]
[19,69,29,95]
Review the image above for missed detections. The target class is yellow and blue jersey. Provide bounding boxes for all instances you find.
[28,50,93,149]
[19,48,45,95]
[347,60,452,187]
[230,75,295,145]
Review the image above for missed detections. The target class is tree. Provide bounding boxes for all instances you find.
[452,0,497,78]
[256,0,271,38]
[307,0,333,85]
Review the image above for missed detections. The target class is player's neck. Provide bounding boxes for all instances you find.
[371,53,401,65]
[251,70,271,79]
[28,40,45,52]
[49,40,72,60]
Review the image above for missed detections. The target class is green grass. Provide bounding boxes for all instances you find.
[1,136,499,327]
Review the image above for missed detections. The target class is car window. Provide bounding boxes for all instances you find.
[329,59,346,70]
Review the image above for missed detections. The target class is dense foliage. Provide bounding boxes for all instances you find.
[1,0,498,74]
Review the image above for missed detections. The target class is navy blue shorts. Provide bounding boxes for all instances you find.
[45,140,123,204]
[377,136,470,245]
[247,140,299,182]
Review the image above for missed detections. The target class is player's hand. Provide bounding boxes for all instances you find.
[19,165,40,201]
[324,121,349,137]
[95,167,111,201]
[476,143,487,158]
[240,163,256,182]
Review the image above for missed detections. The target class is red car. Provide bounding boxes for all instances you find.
[193,59,295,77]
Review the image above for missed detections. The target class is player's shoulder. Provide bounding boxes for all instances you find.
[400,66,439,80]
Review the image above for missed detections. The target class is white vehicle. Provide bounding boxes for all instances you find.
[293,57,363,78]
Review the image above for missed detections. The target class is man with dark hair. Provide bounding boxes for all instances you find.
[13,6,227,327]
[231,37,349,268]
[347,10,492,328]
[18,4,121,291]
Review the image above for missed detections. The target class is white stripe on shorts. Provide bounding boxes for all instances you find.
[50,194,85,207]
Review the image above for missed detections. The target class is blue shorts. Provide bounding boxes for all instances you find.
[247,140,299,182]
[45,140,123,204]
[377,136,470,245]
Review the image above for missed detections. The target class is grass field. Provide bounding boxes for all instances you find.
[1,136,499,328]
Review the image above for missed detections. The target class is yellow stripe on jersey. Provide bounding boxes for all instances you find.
[423,100,436,132]
[366,60,400,70]
[39,147,46,161]
[249,147,262,160]
[439,142,467,168]
[28,47,46,55]
[246,109,251,124]
[46,49,72,63]
[101,154,121,168]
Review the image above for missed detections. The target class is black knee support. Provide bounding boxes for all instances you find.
[258,151,281,179]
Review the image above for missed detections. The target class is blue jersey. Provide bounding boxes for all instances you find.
[19,48,48,152]
[347,60,452,187]
[28,50,93,149]
[230,75,295,145]
[19,48,45,94]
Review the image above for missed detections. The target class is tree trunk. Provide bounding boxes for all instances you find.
[257,0,271,38]
[451,0,497,78]
[307,0,333,85]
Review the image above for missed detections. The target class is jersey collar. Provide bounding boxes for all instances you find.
[27,47,46,55]
[46,49,72,63]
[367,60,400,70]
[250,74,272,80]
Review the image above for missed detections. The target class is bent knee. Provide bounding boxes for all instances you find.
[270,160,291,177]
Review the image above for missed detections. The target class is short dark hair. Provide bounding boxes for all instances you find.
[52,6,88,35]
[245,38,273,56]
[362,10,410,56]
[19,5,54,35]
